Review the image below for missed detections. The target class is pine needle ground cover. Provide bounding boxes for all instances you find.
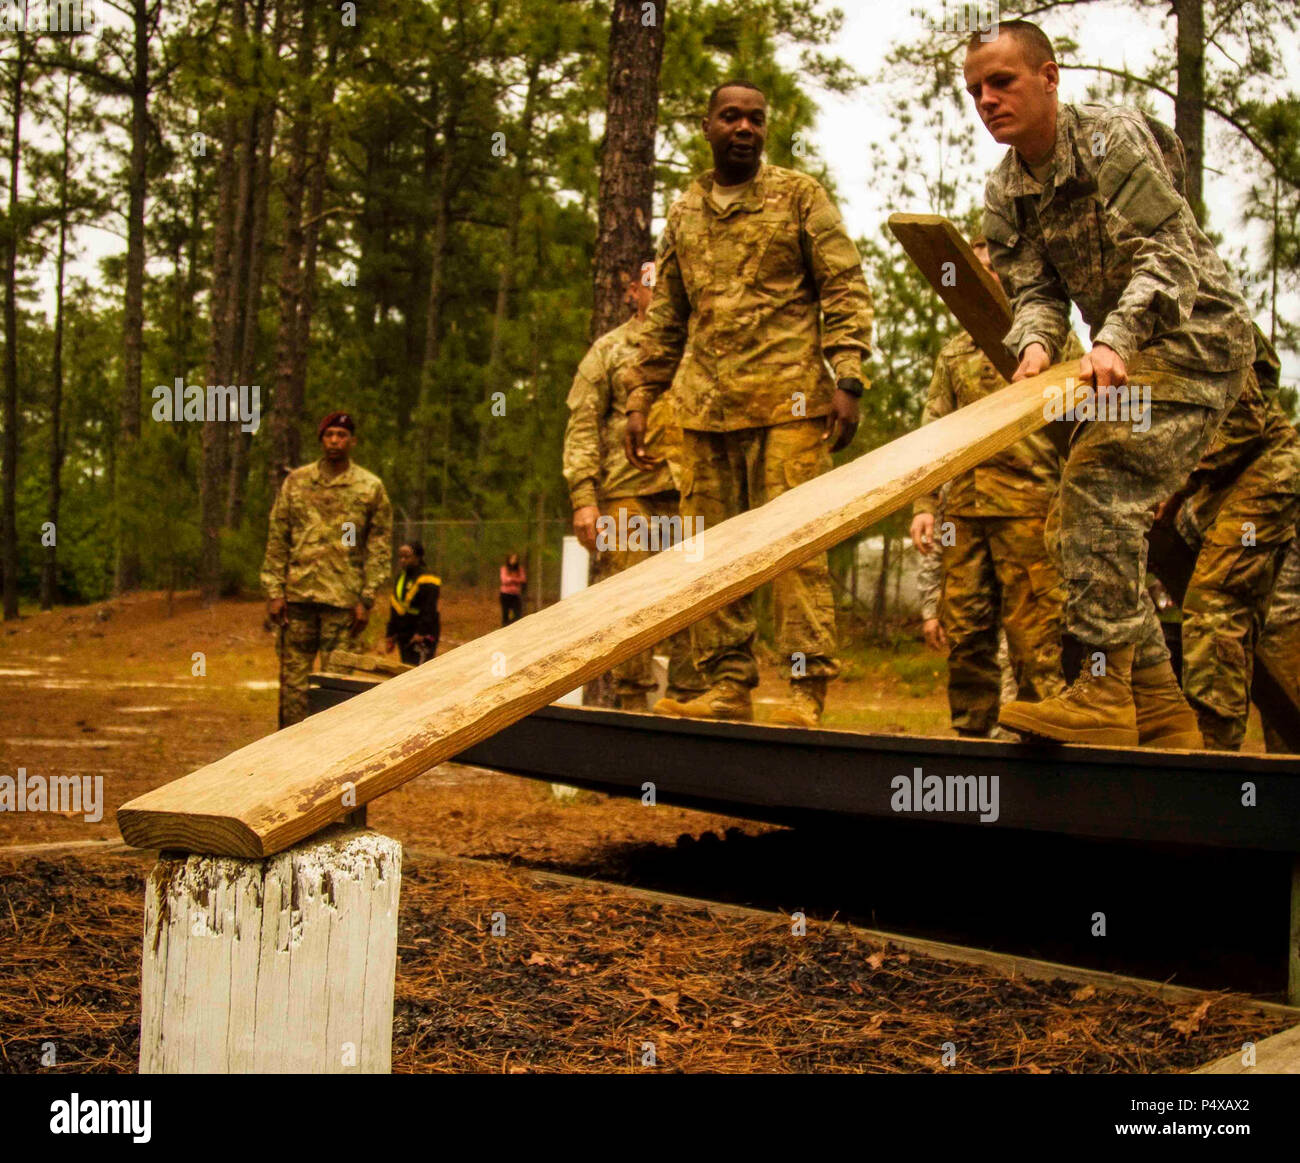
[0,852,1287,1074]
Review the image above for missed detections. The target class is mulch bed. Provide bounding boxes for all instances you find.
[0,852,1291,1074]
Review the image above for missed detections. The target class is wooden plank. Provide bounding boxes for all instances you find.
[139,825,401,1073]
[117,359,1081,858]
[887,212,1017,380]
[1194,1021,1300,1074]
[329,650,412,677]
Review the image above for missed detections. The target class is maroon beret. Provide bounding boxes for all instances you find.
[318,411,355,440]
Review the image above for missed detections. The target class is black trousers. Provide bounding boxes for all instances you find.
[500,592,523,625]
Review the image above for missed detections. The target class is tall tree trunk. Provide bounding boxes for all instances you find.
[227,2,282,527]
[114,0,150,595]
[1173,0,1205,224]
[271,0,319,496]
[413,108,455,526]
[592,0,666,338]
[200,109,242,599]
[42,78,74,611]
[1,32,25,620]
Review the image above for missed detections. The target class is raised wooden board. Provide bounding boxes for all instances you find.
[329,650,412,677]
[118,359,1081,858]
[887,212,1017,380]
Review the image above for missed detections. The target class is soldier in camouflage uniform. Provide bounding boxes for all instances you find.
[966,22,1254,748]
[915,481,1020,734]
[563,259,703,711]
[261,411,393,726]
[910,238,1076,737]
[1168,331,1300,750]
[624,80,874,727]
[1257,536,1300,754]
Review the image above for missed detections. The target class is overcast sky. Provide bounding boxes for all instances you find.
[800,1,1300,387]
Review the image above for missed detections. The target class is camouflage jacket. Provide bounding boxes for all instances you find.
[983,104,1254,401]
[260,459,393,607]
[917,486,949,622]
[563,317,679,508]
[913,330,1083,518]
[625,163,874,431]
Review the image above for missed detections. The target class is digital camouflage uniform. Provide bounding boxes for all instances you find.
[985,104,1254,671]
[626,163,874,689]
[260,460,393,725]
[913,330,1081,732]
[562,316,701,699]
[1257,537,1300,754]
[1173,340,1300,750]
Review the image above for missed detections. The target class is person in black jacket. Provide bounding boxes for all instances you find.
[384,541,441,665]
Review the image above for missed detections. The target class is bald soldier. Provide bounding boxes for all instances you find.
[261,411,393,726]
[965,21,1254,748]
[563,257,703,710]
[910,237,1079,737]
[624,79,874,727]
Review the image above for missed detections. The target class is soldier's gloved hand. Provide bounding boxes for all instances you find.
[267,596,287,626]
[910,512,934,555]
[351,602,370,635]
[573,505,600,553]
[823,380,862,451]
[1011,342,1051,382]
[624,411,661,471]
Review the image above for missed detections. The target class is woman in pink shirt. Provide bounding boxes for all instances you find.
[499,552,527,625]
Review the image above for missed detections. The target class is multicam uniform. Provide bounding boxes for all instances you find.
[984,104,1254,673]
[1257,537,1300,753]
[260,460,393,725]
[913,330,1080,732]
[1172,335,1300,749]
[915,482,1019,719]
[563,316,701,700]
[626,163,874,690]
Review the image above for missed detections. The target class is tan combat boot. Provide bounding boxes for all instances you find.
[618,692,649,713]
[998,643,1138,746]
[770,677,827,728]
[653,679,753,722]
[1130,659,1204,750]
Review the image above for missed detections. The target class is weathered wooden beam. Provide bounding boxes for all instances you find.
[140,825,401,1073]
[117,359,1080,858]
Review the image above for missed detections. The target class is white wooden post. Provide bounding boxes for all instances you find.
[140,825,401,1073]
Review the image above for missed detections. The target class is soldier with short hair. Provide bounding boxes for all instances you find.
[964,21,1255,747]
[624,79,874,727]
[261,411,393,726]
[563,257,703,710]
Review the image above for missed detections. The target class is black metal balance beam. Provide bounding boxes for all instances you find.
[308,672,1300,1002]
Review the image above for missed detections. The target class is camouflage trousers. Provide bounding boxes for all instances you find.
[1056,364,1246,668]
[1178,376,1300,750]
[678,418,838,688]
[939,515,1065,734]
[1258,538,1300,753]
[595,492,704,698]
[279,602,357,726]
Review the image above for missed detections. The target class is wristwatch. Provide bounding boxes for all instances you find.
[836,377,865,398]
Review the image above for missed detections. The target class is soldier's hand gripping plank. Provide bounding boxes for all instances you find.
[963,20,1255,748]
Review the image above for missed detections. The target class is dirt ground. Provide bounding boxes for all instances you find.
[0,590,1288,1074]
